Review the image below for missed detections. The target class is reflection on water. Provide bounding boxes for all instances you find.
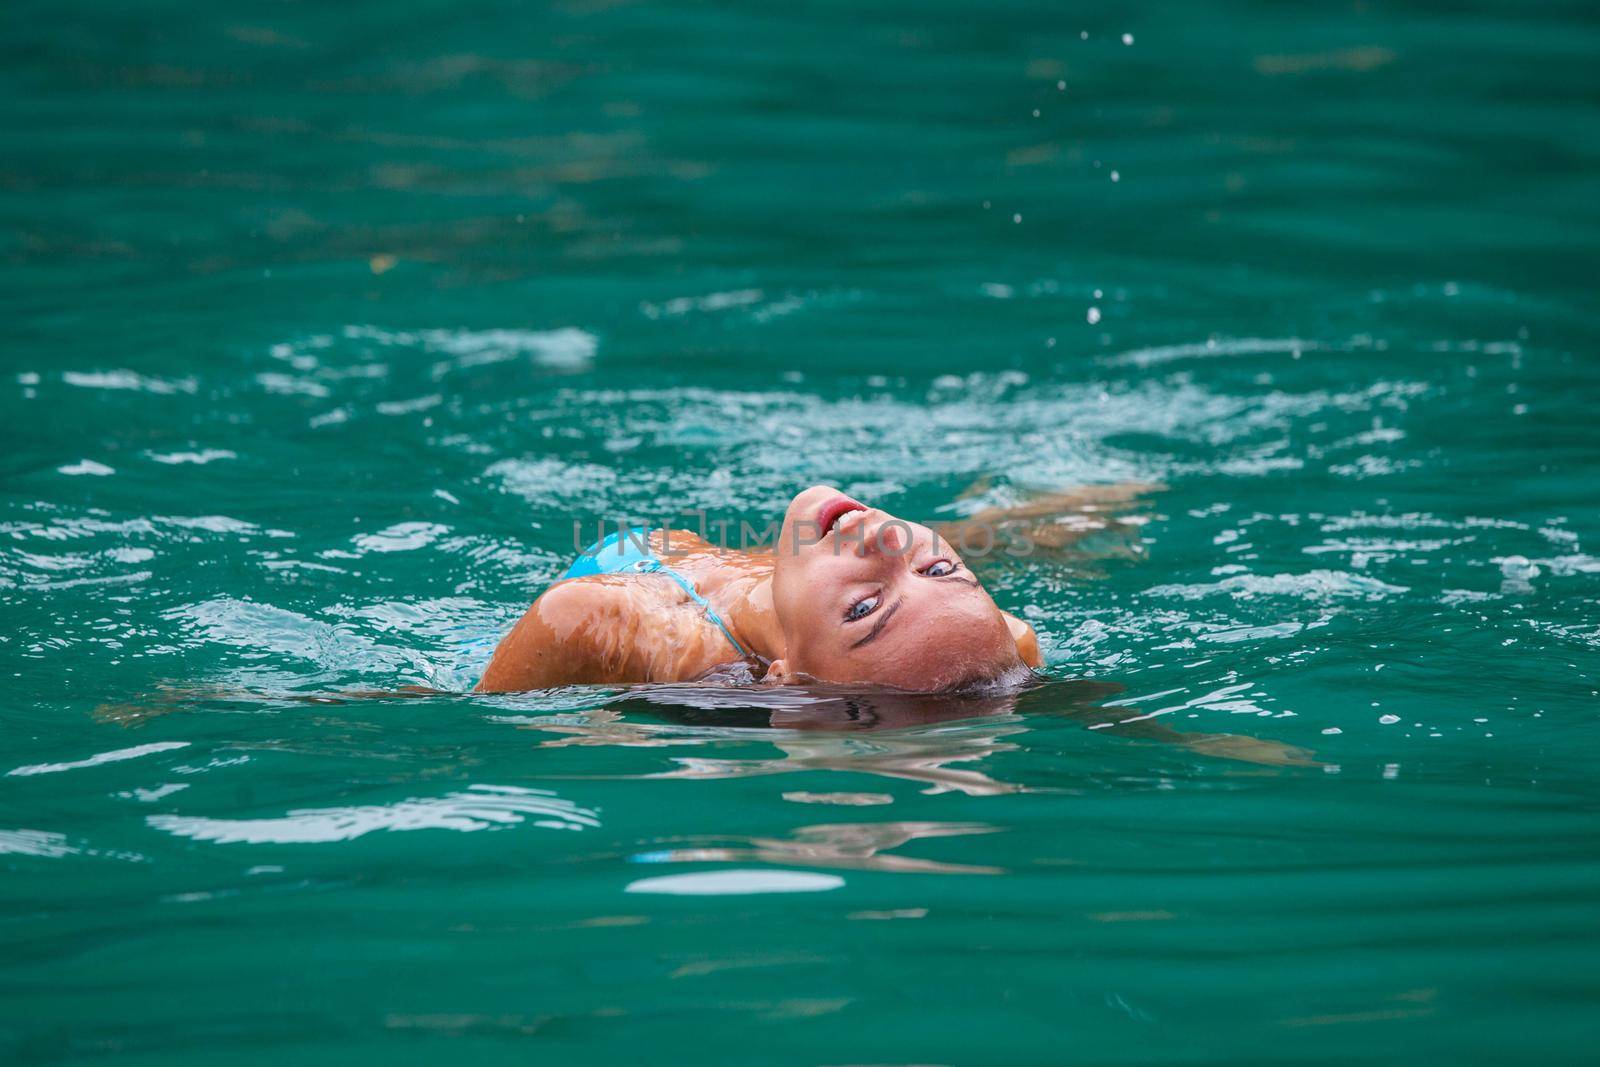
[509,682,1052,796]
[94,672,1318,806]
[631,820,1004,875]
[509,677,1314,797]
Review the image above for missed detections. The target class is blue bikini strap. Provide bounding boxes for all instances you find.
[633,559,749,658]
[564,531,748,658]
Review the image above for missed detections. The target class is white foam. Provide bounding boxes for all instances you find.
[62,370,197,394]
[624,869,844,895]
[342,325,596,368]
[0,829,78,857]
[352,522,449,553]
[1102,337,1316,368]
[147,449,236,465]
[57,459,114,477]
[1146,570,1407,602]
[640,289,763,319]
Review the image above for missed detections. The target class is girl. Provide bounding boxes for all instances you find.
[476,483,1148,693]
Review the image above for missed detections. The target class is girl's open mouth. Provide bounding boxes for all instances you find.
[814,495,867,537]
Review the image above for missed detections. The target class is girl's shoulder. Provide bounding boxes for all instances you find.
[477,574,736,690]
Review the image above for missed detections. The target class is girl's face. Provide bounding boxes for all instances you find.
[768,485,1023,691]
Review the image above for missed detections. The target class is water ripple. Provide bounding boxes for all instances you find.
[146,784,599,844]
[8,741,190,777]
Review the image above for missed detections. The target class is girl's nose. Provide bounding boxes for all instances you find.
[834,509,882,556]
[848,512,913,558]
[873,517,907,555]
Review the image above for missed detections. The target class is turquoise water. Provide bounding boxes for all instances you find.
[4,1,1600,1062]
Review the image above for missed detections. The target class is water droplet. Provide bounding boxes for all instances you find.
[1056,80,1066,90]
[1122,33,1135,45]
[1321,727,1342,735]
[1086,307,1101,325]
[1379,714,1400,724]
[1110,170,1120,182]
[1012,213,1022,224]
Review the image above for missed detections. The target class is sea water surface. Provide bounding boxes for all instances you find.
[3,1,1600,1063]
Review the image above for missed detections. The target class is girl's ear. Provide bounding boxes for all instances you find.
[762,658,798,685]
[1002,611,1042,668]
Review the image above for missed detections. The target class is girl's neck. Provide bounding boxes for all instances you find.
[646,530,786,661]
[721,570,786,662]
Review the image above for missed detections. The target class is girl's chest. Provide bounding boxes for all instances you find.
[613,576,748,682]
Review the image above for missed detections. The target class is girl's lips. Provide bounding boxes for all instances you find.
[814,495,867,537]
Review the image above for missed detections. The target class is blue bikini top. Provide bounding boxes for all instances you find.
[562,528,749,658]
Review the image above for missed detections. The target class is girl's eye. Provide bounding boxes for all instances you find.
[921,559,956,577]
[845,594,880,621]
